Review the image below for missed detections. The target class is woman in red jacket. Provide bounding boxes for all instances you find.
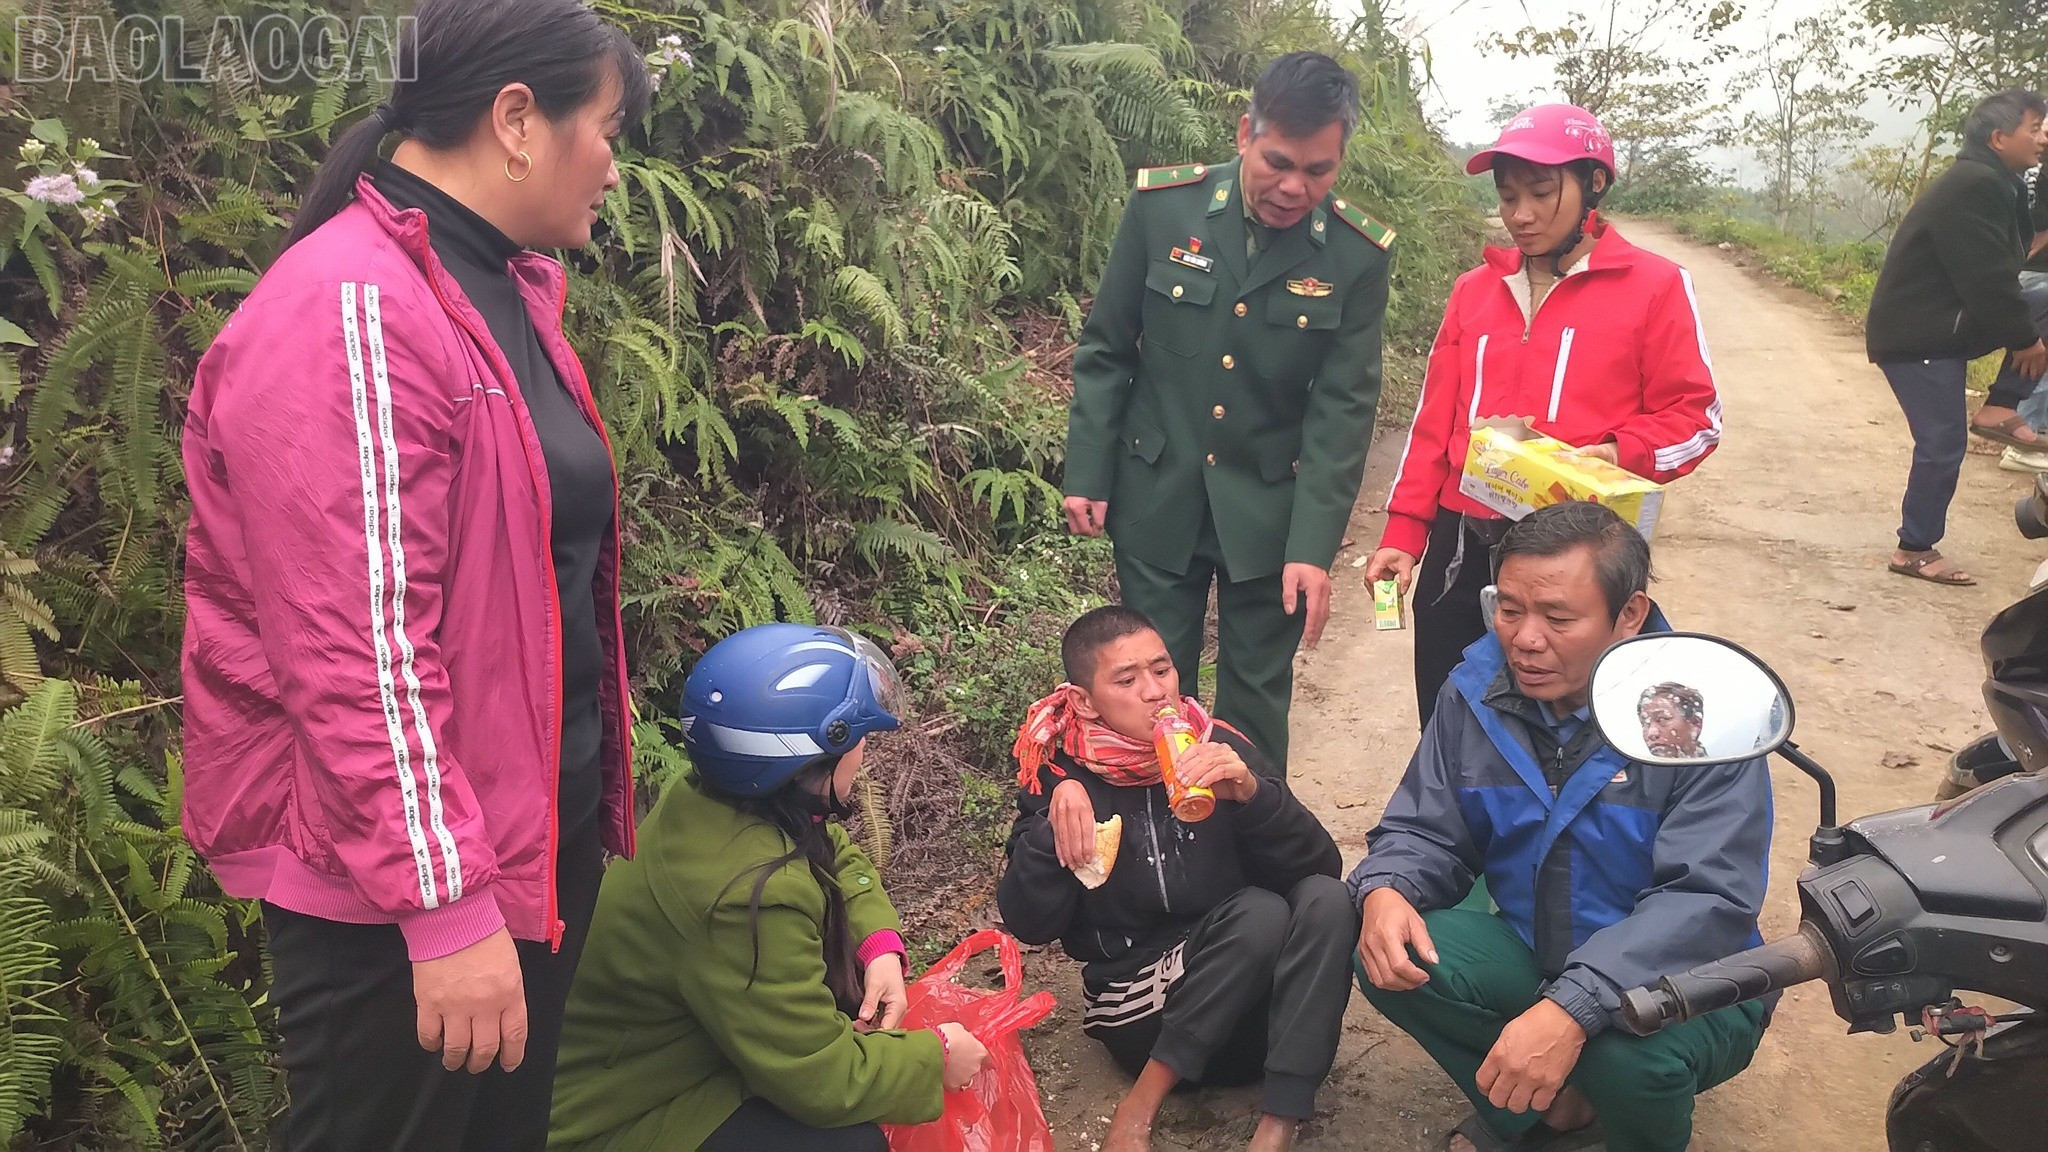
[1364,105,1722,727]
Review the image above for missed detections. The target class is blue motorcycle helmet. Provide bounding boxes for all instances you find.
[680,622,905,797]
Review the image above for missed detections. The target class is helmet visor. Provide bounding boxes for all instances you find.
[824,626,905,723]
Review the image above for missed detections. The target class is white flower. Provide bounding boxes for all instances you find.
[18,139,45,163]
[73,164,98,187]
[78,137,98,153]
[24,173,83,206]
[0,443,14,467]
[933,44,949,53]
[648,34,692,71]
[80,205,109,230]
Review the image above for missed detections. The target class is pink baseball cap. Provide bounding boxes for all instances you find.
[1466,103,1617,177]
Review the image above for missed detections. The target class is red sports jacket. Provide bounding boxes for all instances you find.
[1380,218,1721,556]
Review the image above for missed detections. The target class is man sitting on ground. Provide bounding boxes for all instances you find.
[1348,502,1773,1152]
[998,605,1354,1152]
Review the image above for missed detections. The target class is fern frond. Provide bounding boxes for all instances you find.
[0,680,76,804]
[831,266,907,347]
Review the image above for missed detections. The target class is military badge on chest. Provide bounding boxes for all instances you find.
[1169,236,1214,273]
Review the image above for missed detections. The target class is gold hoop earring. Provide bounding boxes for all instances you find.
[504,150,532,183]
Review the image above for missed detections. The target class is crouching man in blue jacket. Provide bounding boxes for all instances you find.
[1348,501,1772,1152]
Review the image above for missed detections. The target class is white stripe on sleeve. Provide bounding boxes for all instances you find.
[1649,270,1722,472]
[343,282,440,911]
[364,284,463,905]
[1384,311,1459,502]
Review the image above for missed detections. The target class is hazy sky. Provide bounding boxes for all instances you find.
[1337,0,1926,178]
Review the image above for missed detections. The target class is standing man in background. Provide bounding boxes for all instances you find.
[1866,89,2048,585]
[1062,51,1393,773]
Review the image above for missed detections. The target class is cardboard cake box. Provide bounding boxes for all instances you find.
[1458,418,1664,540]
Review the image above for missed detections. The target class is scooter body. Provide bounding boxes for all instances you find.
[1587,626,2048,1152]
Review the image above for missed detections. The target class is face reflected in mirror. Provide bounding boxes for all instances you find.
[1590,635,1792,766]
[1637,684,1706,759]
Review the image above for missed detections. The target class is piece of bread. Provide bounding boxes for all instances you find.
[1073,815,1122,889]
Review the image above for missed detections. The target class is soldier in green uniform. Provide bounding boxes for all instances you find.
[1063,51,1393,776]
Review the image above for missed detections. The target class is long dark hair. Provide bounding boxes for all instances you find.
[284,0,651,250]
[712,758,864,1017]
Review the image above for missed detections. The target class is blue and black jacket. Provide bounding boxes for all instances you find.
[1346,610,1774,1036]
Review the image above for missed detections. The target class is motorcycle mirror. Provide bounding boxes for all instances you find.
[1589,633,1794,767]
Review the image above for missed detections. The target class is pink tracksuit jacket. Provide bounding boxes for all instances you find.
[181,177,634,962]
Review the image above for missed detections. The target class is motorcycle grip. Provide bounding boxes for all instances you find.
[1620,922,1835,1036]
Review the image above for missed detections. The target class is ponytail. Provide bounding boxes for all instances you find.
[282,0,650,253]
[710,758,865,1018]
[285,106,404,250]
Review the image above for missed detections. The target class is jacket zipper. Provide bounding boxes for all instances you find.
[416,244,569,952]
[1520,259,1579,342]
[548,270,635,861]
[1145,790,1172,913]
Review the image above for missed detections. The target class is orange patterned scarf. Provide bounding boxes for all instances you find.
[1012,685,1214,794]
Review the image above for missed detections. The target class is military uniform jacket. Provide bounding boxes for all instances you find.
[1066,158,1393,579]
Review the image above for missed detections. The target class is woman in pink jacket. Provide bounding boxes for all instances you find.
[179,1,648,1147]
[1363,105,1723,728]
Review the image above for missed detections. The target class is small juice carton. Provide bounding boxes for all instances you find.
[1372,579,1405,631]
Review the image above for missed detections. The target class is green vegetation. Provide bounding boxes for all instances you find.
[0,0,1479,1145]
[1660,209,1884,319]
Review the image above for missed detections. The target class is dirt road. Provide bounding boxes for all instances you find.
[1019,219,2045,1149]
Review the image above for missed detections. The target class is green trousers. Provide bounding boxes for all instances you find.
[1115,517,1305,774]
[1356,909,1768,1152]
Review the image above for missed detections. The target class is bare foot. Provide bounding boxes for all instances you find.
[1105,1115,1155,1147]
[1542,1086,1596,1133]
[1100,1109,1153,1152]
[1447,1135,1478,1152]
[1247,1113,1297,1152]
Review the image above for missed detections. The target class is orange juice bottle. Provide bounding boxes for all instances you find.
[1151,705,1215,822]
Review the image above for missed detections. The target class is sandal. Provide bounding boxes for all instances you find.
[1889,549,1977,586]
[1445,1112,1606,1152]
[1969,412,2044,450]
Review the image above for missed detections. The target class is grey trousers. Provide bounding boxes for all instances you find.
[1880,358,1970,553]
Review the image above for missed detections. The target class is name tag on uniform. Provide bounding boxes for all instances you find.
[1169,247,1214,273]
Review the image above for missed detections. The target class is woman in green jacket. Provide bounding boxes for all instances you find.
[549,624,988,1151]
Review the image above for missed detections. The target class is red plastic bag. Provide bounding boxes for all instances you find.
[882,929,1058,1152]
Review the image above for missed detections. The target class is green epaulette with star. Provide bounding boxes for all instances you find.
[1331,196,1396,250]
[1134,163,1214,191]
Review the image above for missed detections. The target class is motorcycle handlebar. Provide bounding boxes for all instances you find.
[1620,922,1836,1036]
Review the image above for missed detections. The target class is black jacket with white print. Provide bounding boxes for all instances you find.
[996,727,1341,1027]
